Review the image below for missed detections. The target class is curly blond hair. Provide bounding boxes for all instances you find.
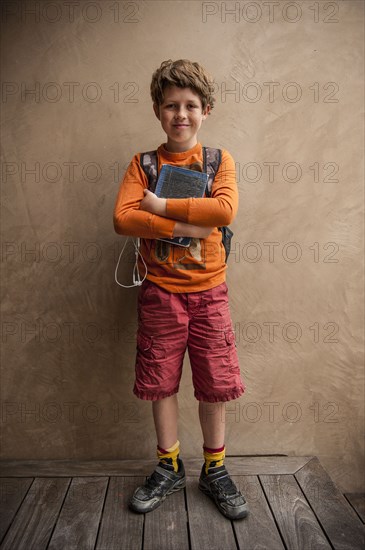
[150,59,215,113]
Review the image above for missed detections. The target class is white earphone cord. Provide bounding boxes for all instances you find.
[114,237,147,288]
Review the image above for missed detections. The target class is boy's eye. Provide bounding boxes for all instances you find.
[164,103,199,109]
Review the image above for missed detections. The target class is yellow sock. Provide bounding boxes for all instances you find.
[157,440,180,473]
[203,445,225,474]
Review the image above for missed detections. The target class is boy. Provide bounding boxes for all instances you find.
[113,59,248,520]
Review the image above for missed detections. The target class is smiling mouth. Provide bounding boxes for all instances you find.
[173,124,189,128]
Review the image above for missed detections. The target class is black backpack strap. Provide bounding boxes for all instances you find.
[203,146,222,197]
[140,150,159,192]
[203,147,233,262]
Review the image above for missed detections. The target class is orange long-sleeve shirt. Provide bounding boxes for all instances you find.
[113,142,238,293]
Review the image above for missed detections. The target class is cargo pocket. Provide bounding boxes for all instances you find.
[225,329,236,347]
[224,329,240,373]
[200,326,236,355]
[136,332,166,362]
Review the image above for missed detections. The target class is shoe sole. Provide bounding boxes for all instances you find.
[129,476,186,514]
[198,482,249,520]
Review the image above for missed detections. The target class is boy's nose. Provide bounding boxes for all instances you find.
[174,107,187,118]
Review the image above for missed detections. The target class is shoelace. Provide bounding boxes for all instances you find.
[145,469,166,492]
[212,474,239,497]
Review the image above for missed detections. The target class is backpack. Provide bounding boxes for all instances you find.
[139,146,233,262]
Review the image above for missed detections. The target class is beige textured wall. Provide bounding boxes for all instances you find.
[1,0,364,492]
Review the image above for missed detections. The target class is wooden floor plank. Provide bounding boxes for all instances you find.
[185,477,237,550]
[144,484,189,550]
[232,475,285,550]
[95,477,144,550]
[0,456,313,477]
[0,457,361,550]
[0,477,70,550]
[344,493,365,523]
[0,477,33,542]
[295,458,365,550]
[47,477,108,550]
[260,474,331,550]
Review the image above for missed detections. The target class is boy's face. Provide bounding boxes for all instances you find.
[153,85,210,153]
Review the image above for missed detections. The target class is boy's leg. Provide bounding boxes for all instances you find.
[153,395,180,472]
[198,398,248,520]
[153,394,178,449]
[199,401,227,472]
[129,394,185,515]
[187,282,248,519]
[199,400,225,449]
[129,281,188,514]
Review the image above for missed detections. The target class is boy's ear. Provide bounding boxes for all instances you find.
[202,104,211,120]
[153,103,160,120]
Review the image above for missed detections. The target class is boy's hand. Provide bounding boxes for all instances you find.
[140,189,166,216]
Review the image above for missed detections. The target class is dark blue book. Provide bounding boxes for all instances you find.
[155,164,209,247]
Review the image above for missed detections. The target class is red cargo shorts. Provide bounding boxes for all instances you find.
[133,279,245,402]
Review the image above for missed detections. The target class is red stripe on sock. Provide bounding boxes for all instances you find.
[157,445,169,454]
[203,444,225,454]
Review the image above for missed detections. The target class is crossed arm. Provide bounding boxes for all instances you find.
[139,189,213,239]
[113,150,238,240]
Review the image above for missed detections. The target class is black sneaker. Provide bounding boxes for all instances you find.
[198,464,249,520]
[129,458,186,513]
